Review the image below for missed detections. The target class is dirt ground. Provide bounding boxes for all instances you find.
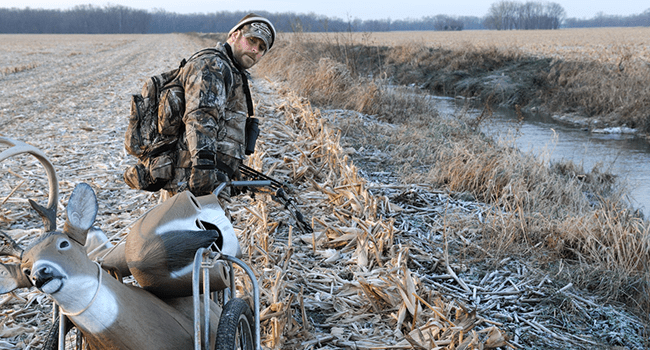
[0,34,648,349]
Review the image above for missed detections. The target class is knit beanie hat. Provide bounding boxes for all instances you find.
[228,13,276,50]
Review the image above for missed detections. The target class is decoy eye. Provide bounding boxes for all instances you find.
[58,239,70,250]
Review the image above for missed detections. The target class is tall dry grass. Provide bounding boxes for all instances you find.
[543,59,650,130]
[272,29,650,131]
[258,32,381,116]
[255,30,650,318]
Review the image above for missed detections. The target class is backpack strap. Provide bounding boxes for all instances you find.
[186,45,254,118]
[223,43,255,118]
[195,150,235,177]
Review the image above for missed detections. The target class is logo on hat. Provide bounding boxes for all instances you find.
[246,22,273,49]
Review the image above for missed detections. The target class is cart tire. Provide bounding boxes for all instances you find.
[41,317,82,350]
[215,298,255,350]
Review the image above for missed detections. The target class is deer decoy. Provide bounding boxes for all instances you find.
[0,137,258,350]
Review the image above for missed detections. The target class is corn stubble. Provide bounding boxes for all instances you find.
[1,30,648,349]
[257,28,650,342]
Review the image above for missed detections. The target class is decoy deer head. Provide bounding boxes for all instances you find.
[0,137,223,350]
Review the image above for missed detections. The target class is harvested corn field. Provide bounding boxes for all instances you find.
[295,27,650,64]
[0,33,648,350]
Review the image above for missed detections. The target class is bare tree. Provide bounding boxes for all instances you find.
[564,8,648,28]
[484,1,565,30]
[544,2,566,29]
[432,15,464,31]
[2,3,648,34]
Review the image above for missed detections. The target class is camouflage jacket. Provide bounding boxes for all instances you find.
[165,43,251,195]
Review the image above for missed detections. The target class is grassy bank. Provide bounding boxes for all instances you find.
[267,29,650,132]
[254,31,650,322]
[393,45,650,132]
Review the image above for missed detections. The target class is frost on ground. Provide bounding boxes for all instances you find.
[0,34,647,349]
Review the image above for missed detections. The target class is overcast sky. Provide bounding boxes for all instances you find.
[2,0,648,20]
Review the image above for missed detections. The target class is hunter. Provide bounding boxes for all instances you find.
[173,13,275,198]
[124,13,276,199]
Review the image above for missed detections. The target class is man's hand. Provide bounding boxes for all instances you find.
[189,167,218,196]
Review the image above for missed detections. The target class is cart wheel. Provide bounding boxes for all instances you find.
[216,298,255,350]
[41,317,83,350]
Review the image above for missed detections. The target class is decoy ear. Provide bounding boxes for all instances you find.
[63,183,98,246]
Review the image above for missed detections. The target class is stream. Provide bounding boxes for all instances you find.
[432,96,650,215]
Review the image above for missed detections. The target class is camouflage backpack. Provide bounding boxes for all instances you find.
[123,47,259,193]
[123,58,187,192]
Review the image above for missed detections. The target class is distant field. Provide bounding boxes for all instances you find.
[286,27,650,64]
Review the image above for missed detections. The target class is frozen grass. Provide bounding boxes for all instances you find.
[256,29,650,319]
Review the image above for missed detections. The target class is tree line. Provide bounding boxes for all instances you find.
[483,1,565,30]
[564,9,650,28]
[0,5,150,34]
[0,6,485,34]
[0,3,648,34]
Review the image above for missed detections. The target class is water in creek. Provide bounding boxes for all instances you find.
[431,96,650,215]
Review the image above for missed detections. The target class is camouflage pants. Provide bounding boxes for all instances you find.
[124,150,241,198]
[163,151,241,197]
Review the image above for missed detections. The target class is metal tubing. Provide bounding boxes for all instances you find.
[229,261,235,300]
[229,180,272,187]
[213,180,272,197]
[213,182,228,197]
[58,309,66,350]
[202,253,211,349]
[192,248,205,350]
[193,250,262,350]
[221,255,261,350]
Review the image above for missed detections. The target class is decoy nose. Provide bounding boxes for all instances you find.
[32,265,55,289]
